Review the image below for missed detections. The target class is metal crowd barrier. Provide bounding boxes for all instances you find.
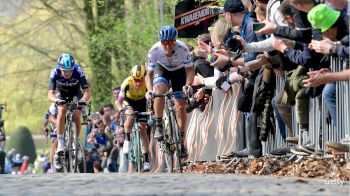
[264,56,350,155]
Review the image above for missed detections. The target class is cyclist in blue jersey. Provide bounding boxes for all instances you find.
[146,26,195,157]
[48,53,91,170]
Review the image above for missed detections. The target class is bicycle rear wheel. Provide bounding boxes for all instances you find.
[169,111,182,173]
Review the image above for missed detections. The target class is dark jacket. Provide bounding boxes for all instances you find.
[274,8,312,43]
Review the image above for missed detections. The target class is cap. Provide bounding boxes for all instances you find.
[224,0,245,13]
[307,4,340,32]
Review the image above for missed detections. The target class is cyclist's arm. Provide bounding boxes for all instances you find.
[48,90,57,103]
[81,88,91,102]
[145,70,154,91]
[41,119,49,132]
[48,68,58,103]
[185,67,195,86]
[146,47,157,91]
[48,115,57,126]
[78,66,91,102]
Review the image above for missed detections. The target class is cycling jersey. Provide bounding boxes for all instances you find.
[147,40,192,71]
[119,76,147,102]
[49,64,89,92]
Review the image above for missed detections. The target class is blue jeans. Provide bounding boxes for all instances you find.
[272,95,286,139]
[322,82,336,126]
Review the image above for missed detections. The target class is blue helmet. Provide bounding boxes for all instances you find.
[159,26,178,41]
[57,53,75,70]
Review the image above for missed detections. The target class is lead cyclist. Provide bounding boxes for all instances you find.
[145,26,195,157]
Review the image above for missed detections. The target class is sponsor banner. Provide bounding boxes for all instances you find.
[174,0,220,38]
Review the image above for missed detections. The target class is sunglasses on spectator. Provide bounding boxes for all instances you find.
[161,40,176,47]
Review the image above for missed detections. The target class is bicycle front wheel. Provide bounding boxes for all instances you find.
[135,128,142,173]
[169,111,182,173]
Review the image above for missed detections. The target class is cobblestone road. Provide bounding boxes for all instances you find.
[1,173,349,195]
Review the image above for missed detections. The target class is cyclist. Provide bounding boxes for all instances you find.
[48,53,91,170]
[145,26,195,156]
[116,65,150,171]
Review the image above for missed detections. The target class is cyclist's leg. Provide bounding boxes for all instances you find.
[123,102,134,154]
[170,68,188,157]
[55,91,68,153]
[135,99,150,170]
[72,93,82,137]
[170,68,187,135]
[153,65,169,140]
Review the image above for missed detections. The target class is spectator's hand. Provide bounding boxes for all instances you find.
[272,36,288,53]
[194,48,209,58]
[256,54,270,67]
[273,67,284,77]
[198,40,213,54]
[302,69,331,87]
[256,20,277,35]
[194,88,205,102]
[211,52,230,68]
[145,90,153,101]
[216,49,232,57]
[233,35,247,50]
[193,75,204,86]
[228,72,244,83]
[309,39,332,54]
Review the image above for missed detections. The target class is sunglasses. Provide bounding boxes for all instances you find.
[161,40,176,47]
[133,78,143,83]
[60,68,73,73]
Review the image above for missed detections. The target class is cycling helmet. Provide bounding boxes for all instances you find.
[57,53,75,70]
[159,26,178,41]
[131,65,146,80]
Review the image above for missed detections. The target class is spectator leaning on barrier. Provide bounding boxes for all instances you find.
[304,3,349,126]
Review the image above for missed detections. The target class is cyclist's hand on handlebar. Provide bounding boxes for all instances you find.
[183,85,193,95]
[56,99,66,105]
[78,98,86,106]
[145,90,153,101]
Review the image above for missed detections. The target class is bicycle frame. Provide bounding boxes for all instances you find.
[153,91,184,173]
[60,102,88,173]
[125,110,151,173]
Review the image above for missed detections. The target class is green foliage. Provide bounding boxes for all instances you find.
[6,126,37,164]
[0,0,197,133]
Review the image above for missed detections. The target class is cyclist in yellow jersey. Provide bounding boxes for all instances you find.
[116,65,150,171]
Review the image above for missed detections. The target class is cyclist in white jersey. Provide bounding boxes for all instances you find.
[145,26,195,156]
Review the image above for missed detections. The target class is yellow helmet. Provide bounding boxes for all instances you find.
[131,65,146,80]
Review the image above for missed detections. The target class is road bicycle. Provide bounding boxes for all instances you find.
[57,101,90,173]
[153,91,184,173]
[121,109,152,173]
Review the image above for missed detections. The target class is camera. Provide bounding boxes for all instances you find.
[223,31,243,53]
[312,29,323,41]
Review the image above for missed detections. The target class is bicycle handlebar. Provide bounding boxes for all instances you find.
[152,91,185,98]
